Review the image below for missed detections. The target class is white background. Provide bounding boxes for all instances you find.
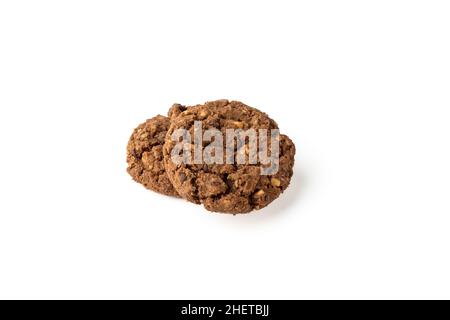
[0,1,449,300]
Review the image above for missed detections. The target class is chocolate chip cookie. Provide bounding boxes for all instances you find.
[127,115,179,197]
[163,99,295,214]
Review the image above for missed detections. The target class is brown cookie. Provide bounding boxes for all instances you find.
[127,115,179,197]
[163,99,296,214]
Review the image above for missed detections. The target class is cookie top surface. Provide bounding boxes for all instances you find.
[127,115,179,197]
[167,103,188,120]
[163,100,295,214]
